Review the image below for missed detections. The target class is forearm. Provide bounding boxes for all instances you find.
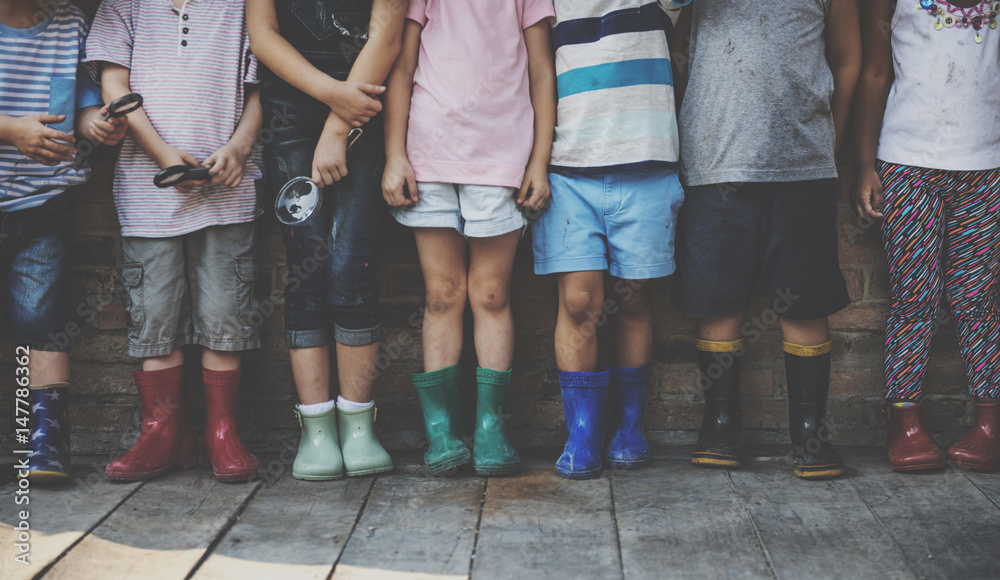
[0,115,18,144]
[852,74,892,170]
[75,106,102,142]
[229,87,263,154]
[527,73,555,169]
[101,65,170,164]
[249,27,341,104]
[382,67,413,160]
[830,65,860,153]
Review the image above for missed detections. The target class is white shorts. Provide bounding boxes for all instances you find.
[391,182,527,238]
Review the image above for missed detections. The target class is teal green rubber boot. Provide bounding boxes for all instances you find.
[292,407,344,481]
[474,368,520,476]
[412,365,472,475]
[338,405,394,477]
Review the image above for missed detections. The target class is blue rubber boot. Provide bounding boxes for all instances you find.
[556,369,610,480]
[606,365,651,469]
[28,383,71,483]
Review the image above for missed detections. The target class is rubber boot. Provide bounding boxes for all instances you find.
[691,339,744,468]
[473,368,520,476]
[27,384,71,483]
[412,365,471,475]
[339,404,394,477]
[606,365,651,469]
[106,366,199,481]
[292,406,344,480]
[948,401,1000,472]
[203,368,261,482]
[886,402,945,472]
[785,342,845,479]
[556,369,609,480]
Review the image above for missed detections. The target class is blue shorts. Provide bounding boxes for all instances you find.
[0,195,73,351]
[532,168,684,279]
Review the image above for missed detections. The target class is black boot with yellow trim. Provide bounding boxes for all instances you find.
[691,339,744,468]
[785,341,845,479]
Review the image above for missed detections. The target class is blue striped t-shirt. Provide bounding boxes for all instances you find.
[0,1,103,212]
[550,1,680,174]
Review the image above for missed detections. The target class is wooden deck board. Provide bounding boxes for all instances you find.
[472,466,622,580]
[848,453,1000,580]
[611,449,772,580]
[43,468,260,580]
[332,474,484,579]
[0,470,142,580]
[192,475,374,580]
[730,458,916,580]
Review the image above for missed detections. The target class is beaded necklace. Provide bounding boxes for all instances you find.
[919,1,999,43]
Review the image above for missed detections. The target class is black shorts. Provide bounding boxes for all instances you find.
[672,180,850,320]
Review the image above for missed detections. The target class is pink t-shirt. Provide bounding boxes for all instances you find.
[405,0,554,189]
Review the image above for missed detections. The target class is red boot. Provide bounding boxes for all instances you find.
[203,369,260,482]
[948,401,1000,472]
[106,366,199,481]
[886,403,945,472]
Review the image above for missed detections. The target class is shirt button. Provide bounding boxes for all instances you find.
[181,39,188,46]
[183,27,189,33]
[182,14,189,20]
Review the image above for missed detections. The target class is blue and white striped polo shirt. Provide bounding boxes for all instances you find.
[550,0,680,174]
[0,1,103,212]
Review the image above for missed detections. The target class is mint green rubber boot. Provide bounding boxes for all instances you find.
[292,407,344,481]
[473,368,521,476]
[338,405,394,477]
[412,365,472,475]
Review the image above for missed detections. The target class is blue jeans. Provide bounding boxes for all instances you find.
[0,194,73,351]
[260,39,384,348]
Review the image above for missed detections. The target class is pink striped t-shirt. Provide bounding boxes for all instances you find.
[85,0,262,238]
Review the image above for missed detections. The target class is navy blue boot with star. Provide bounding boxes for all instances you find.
[28,383,71,483]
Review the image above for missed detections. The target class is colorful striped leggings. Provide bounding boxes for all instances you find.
[878,161,1000,401]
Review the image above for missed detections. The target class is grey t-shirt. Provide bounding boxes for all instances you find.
[679,0,838,187]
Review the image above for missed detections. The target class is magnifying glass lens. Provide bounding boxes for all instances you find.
[276,177,322,226]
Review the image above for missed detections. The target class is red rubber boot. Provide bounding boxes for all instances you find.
[886,402,945,472]
[203,369,260,482]
[106,366,199,481]
[948,402,1000,472]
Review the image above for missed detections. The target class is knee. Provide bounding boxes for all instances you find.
[469,277,510,314]
[562,285,603,325]
[425,276,467,315]
[615,283,651,318]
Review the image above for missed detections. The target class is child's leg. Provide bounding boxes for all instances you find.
[613,279,652,367]
[606,278,654,469]
[467,231,519,370]
[555,271,604,372]
[415,228,469,371]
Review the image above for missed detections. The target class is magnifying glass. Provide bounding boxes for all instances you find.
[154,165,212,188]
[274,128,364,227]
[104,93,143,121]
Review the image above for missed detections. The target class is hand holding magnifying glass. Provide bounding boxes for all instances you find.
[275,128,363,226]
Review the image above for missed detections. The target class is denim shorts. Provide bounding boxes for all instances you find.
[532,168,685,279]
[260,62,384,348]
[0,195,73,351]
[392,182,527,238]
[122,222,261,357]
[672,180,851,320]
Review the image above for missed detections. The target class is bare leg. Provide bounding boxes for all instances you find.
[467,231,520,371]
[613,278,653,368]
[555,271,605,372]
[779,317,830,346]
[696,313,745,342]
[337,342,380,403]
[289,346,332,405]
[414,228,469,372]
[202,349,241,371]
[143,349,184,372]
[27,350,69,384]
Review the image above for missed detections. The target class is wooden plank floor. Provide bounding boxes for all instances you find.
[2,447,999,580]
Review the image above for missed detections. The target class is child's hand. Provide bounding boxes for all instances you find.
[327,81,385,128]
[5,114,76,166]
[517,162,551,214]
[89,106,128,146]
[851,168,885,220]
[312,116,349,187]
[156,146,208,194]
[382,155,418,207]
[204,143,249,190]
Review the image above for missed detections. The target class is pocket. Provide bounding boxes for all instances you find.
[234,256,259,327]
[291,0,369,41]
[598,5,642,52]
[123,263,145,331]
[48,77,76,133]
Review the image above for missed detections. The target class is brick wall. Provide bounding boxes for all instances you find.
[0,1,980,460]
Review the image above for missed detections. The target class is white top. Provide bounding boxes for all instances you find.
[878,0,1000,171]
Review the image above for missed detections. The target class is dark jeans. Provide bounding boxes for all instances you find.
[261,74,385,349]
[0,194,73,351]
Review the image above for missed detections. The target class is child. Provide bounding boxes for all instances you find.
[532,0,685,479]
[674,0,861,479]
[0,0,127,483]
[382,0,556,476]
[85,0,264,482]
[246,0,405,480]
[853,0,1000,472]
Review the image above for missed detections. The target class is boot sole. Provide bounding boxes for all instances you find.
[555,466,603,480]
[293,472,345,481]
[794,464,845,479]
[691,453,742,469]
[428,452,472,476]
[950,459,1000,473]
[345,465,394,477]
[890,462,946,473]
[474,464,520,477]
[215,471,261,483]
[607,458,651,470]
[106,460,197,482]
[28,470,70,484]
